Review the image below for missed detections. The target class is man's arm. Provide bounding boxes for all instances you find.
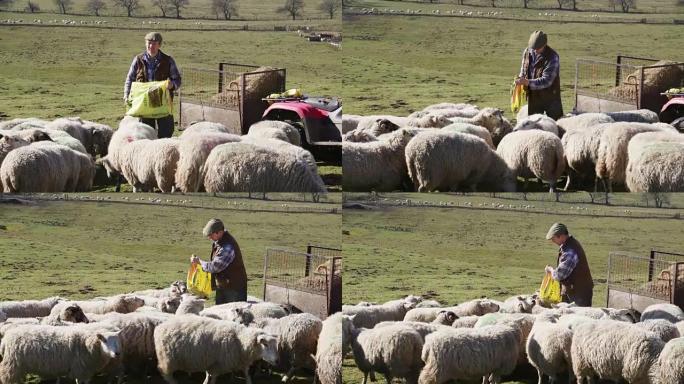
[168,56,181,91]
[519,48,528,78]
[200,244,235,273]
[124,57,139,101]
[528,52,559,91]
[552,248,579,282]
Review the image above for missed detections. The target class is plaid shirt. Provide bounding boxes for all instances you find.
[200,242,235,274]
[554,237,579,282]
[123,51,181,99]
[519,48,560,91]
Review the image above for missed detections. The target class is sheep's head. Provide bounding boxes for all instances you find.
[514,295,537,313]
[26,129,53,143]
[256,332,279,366]
[61,304,89,323]
[374,118,400,136]
[229,306,255,325]
[435,310,458,325]
[160,296,181,314]
[170,280,188,296]
[118,295,145,313]
[477,298,500,314]
[95,331,122,359]
[475,108,505,131]
[97,156,116,178]
[0,134,30,159]
[91,125,114,157]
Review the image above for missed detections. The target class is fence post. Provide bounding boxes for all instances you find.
[648,249,655,282]
[615,55,623,87]
[304,245,312,277]
[606,253,613,307]
[262,250,269,301]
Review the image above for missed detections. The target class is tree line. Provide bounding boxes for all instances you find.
[1,0,340,19]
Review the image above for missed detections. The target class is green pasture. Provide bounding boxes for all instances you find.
[341,13,683,119]
[341,192,684,383]
[1,0,339,20]
[0,194,341,383]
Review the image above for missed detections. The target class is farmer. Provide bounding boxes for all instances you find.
[545,222,593,307]
[190,218,248,304]
[515,30,563,120]
[123,31,181,138]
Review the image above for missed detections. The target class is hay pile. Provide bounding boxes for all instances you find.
[212,66,284,107]
[609,60,684,102]
[643,264,684,297]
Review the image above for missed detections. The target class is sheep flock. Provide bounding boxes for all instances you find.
[0,116,326,194]
[343,294,684,384]
[0,281,342,384]
[343,103,684,193]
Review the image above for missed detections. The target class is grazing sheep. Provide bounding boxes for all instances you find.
[525,312,573,384]
[606,109,659,123]
[248,120,301,146]
[251,313,323,381]
[451,315,480,328]
[406,114,451,129]
[41,129,88,154]
[203,142,326,193]
[342,128,414,192]
[44,117,103,157]
[0,297,62,318]
[405,299,499,323]
[594,122,675,191]
[432,310,458,326]
[40,303,90,325]
[154,315,279,384]
[514,114,560,137]
[132,281,187,298]
[656,338,684,384]
[556,113,614,133]
[353,118,401,138]
[448,107,511,146]
[51,295,145,316]
[0,128,52,145]
[315,313,348,384]
[240,137,320,183]
[641,303,684,323]
[199,301,289,321]
[557,306,638,323]
[343,298,417,329]
[180,121,231,135]
[415,300,442,309]
[175,294,205,315]
[1,141,95,192]
[571,320,664,384]
[355,115,408,133]
[99,118,157,178]
[441,122,495,148]
[118,138,180,193]
[636,319,681,342]
[342,130,378,143]
[0,133,29,167]
[405,131,516,192]
[498,295,537,313]
[496,130,565,192]
[81,120,114,157]
[0,324,121,384]
[560,124,609,191]
[350,323,424,384]
[0,117,48,131]
[626,138,684,192]
[374,321,453,339]
[418,325,521,384]
[474,312,536,364]
[136,295,181,314]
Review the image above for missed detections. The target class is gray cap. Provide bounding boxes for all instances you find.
[546,222,568,240]
[528,30,547,50]
[203,218,224,237]
[145,32,163,43]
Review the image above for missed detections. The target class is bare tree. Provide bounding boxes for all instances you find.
[653,192,670,208]
[617,0,635,12]
[212,0,237,20]
[25,0,39,12]
[87,0,106,15]
[113,0,140,16]
[555,0,572,9]
[168,0,188,18]
[490,0,497,7]
[521,0,534,8]
[608,0,617,11]
[151,0,170,17]
[54,0,72,14]
[278,0,304,20]
[569,0,579,10]
[318,0,338,19]
[0,0,14,8]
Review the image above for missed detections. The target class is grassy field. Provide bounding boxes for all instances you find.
[341,9,683,119]
[0,193,340,383]
[0,0,339,20]
[341,192,684,383]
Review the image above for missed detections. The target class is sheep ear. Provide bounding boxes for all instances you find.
[448,312,458,322]
[517,296,524,300]
[0,133,4,140]
[96,333,106,342]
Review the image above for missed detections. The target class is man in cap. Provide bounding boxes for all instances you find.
[515,30,563,120]
[124,32,182,138]
[545,222,593,307]
[190,218,248,304]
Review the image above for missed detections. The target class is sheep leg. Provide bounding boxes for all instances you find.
[160,372,179,384]
[383,374,392,384]
[282,367,296,383]
[370,371,377,382]
[490,374,501,384]
[536,368,543,384]
[362,371,368,384]
[563,172,572,191]
[244,367,254,384]
[549,181,556,193]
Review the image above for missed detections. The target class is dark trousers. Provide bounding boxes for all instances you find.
[141,115,174,138]
[215,288,247,305]
[529,94,564,120]
[563,288,593,307]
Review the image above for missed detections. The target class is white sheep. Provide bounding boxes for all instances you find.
[350,323,424,384]
[0,297,63,318]
[342,128,414,192]
[498,294,537,313]
[354,115,408,134]
[343,298,417,329]
[247,120,301,146]
[118,138,180,193]
[626,137,684,192]
[514,114,560,137]
[39,302,90,325]
[251,313,323,381]
[135,295,181,314]
[636,319,681,342]
[605,109,659,123]
[154,315,278,384]
[404,299,499,322]
[560,124,609,191]
[655,338,684,384]
[556,113,614,132]
[415,300,442,309]
[41,128,88,154]
[175,294,205,315]
[315,313,349,384]
[174,132,242,192]
[51,295,145,316]
[525,312,573,384]
[240,137,320,182]
[199,301,289,321]
[556,306,638,323]
[406,114,451,129]
[451,315,480,328]
[571,320,664,384]
[180,121,232,135]
[496,130,565,192]
[0,323,121,384]
[447,107,512,146]
[0,133,30,168]
[418,325,521,384]
[342,130,378,143]
[594,122,675,191]
[374,321,453,339]
[640,303,684,323]
[203,142,326,193]
[441,122,495,148]
[0,117,48,131]
[405,130,516,192]
[474,312,536,365]
[44,117,99,156]
[99,118,157,178]
[80,120,114,157]
[132,281,187,298]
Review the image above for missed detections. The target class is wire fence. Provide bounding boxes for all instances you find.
[607,252,683,302]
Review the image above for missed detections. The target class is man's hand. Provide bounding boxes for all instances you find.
[545,265,554,274]
[190,254,200,264]
[515,77,529,86]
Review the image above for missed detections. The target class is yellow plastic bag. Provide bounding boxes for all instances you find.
[511,80,527,114]
[539,271,562,304]
[187,263,212,298]
[126,80,173,119]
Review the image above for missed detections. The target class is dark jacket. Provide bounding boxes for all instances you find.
[522,46,562,104]
[209,232,247,293]
[557,236,593,301]
[135,51,171,83]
